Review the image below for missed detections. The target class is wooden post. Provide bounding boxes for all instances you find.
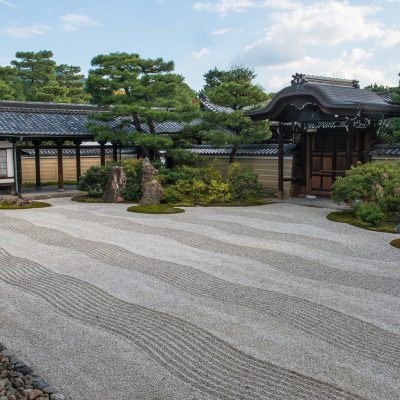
[346,122,354,169]
[305,133,311,195]
[16,147,22,191]
[11,139,19,195]
[33,140,41,189]
[74,140,82,181]
[56,140,64,192]
[100,141,106,166]
[278,124,284,200]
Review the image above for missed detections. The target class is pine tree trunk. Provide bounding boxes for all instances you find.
[229,144,238,163]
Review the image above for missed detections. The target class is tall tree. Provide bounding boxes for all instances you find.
[0,66,24,100]
[11,50,57,101]
[202,66,271,163]
[86,52,199,161]
[56,64,89,103]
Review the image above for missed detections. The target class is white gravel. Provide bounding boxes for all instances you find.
[0,198,399,400]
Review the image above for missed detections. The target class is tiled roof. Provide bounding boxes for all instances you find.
[189,144,294,157]
[21,147,137,158]
[0,100,201,138]
[370,144,400,158]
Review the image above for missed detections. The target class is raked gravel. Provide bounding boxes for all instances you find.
[0,198,399,400]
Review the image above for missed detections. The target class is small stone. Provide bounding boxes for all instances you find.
[42,387,56,395]
[0,380,9,390]
[0,351,12,358]
[49,395,64,400]
[23,389,43,400]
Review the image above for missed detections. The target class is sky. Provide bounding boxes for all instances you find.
[0,0,399,92]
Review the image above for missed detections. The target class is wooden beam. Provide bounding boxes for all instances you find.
[33,140,41,189]
[346,123,353,169]
[305,133,311,195]
[56,140,64,192]
[278,124,284,200]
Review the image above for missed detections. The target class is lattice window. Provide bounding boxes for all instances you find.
[0,150,7,177]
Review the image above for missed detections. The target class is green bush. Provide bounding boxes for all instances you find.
[332,161,400,226]
[120,159,142,201]
[227,162,262,201]
[162,186,184,203]
[355,202,385,225]
[77,164,114,196]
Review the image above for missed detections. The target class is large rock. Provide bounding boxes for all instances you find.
[140,158,163,205]
[140,180,163,206]
[141,158,158,185]
[103,166,127,203]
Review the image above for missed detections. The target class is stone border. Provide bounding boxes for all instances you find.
[0,343,65,400]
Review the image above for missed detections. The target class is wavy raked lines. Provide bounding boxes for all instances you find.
[0,213,399,369]
[53,208,400,297]
[0,249,367,400]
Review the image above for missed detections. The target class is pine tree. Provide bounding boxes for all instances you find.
[11,50,57,101]
[202,66,271,163]
[86,52,199,161]
[0,66,24,100]
[56,64,89,103]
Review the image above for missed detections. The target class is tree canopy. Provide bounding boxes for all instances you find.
[86,52,200,161]
[201,66,271,163]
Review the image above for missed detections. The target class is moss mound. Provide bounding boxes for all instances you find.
[127,204,185,214]
[72,195,105,203]
[390,239,400,249]
[0,201,52,210]
[196,198,271,207]
[327,210,396,233]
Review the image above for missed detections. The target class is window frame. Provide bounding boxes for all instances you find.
[0,149,8,178]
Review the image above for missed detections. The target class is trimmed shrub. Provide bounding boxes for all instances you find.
[77,164,114,196]
[162,186,184,203]
[355,202,385,226]
[227,162,262,201]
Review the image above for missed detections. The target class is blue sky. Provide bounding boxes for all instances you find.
[0,0,399,92]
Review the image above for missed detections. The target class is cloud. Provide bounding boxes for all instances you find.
[193,47,211,59]
[238,1,400,67]
[60,13,99,32]
[193,0,298,13]
[4,23,50,38]
[212,28,232,35]
[0,0,16,7]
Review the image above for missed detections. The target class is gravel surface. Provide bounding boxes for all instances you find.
[0,198,399,400]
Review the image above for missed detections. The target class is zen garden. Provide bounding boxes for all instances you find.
[0,2,399,400]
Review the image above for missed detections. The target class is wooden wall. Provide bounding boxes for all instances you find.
[21,156,113,183]
[200,156,293,197]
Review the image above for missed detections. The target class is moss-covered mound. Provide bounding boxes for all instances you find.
[0,201,52,210]
[196,198,271,207]
[390,239,400,249]
[72,195,105,203]
[327,210,396,233]
[127,204,185,214]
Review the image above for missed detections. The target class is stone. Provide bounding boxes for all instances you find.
[103,166,127,203]
[24,389,43,400]
[0,351,12,358]
[49,395,65,400]
[141,158,158,185]
[140,180,163,206]
[139,158,163,205]
[42,387,56,395]
[15,197,32,207]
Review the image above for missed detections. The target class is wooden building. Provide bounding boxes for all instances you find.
[247,74,400,199]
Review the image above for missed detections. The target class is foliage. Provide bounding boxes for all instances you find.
[77,158,143,201]
[71,195,105,203]
[202,66,271,163]
[227,162,262,201]
[161,161,262,205]
[161,186,184,203]
[0,201,51,209]
[331,161,400,225]
[77,164,114,196]
[120,158,142,201]
[355,202,385,226]
[86,52,200,160]
[0,51,88,103]
[127,204,185,214]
